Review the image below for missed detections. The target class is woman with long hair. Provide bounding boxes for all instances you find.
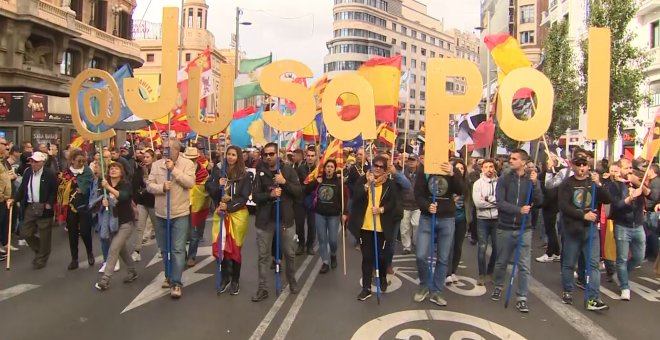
[447,159,467,284]
[206,145,251,295]
[57,148,94,270]
[131,149,156,261]
[305,159,348,274]
[95,162,137,291]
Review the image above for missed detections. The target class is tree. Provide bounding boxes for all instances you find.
[580,0,651,159]
[544,20,580,141]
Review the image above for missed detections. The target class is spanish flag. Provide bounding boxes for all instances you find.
[190,156,210,228]
[304,139,343,184]
[484,34,531,81]
[338,55,401,122]
[312,75,329,111]
[377,122,396,147]
[70,135,84,148]
[640,110,660,161]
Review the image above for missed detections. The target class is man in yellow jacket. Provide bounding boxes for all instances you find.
[147,138,195,299]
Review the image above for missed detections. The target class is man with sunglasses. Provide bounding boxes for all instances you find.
[558,154,612,310]
[252,142,302,302]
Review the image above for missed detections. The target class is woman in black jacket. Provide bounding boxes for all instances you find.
[305,159,348,274]
[131,149,156,261]
[206,145,252,295]
[348,155,399,301]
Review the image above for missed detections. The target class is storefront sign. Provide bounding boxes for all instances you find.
[0,92,27,122]
[24,93,48,121]
[32,127,61,147]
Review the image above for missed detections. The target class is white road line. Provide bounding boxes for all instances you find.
[528,276,617,340]
[273,258,323,340]
[0,284,40,303]
[249,255,313,340]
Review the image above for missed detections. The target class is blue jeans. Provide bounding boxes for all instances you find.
[155,215,190,287]
[315,213,340,264]
[646,212,659,259]
[187,215,206,260]
[614,224,646,290]
[386,220,402,267]
[493,228,532,301]
[416,215,455,294]
[101,237,111,262]
[561,226,601,299]
[477,219,497,276]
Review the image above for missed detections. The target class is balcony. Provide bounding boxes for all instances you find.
[638,0,660,17]
[646,47,660,86]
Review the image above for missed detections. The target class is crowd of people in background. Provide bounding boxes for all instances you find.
[0,135,659,312]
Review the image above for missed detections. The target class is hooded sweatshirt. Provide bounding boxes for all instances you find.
[414,164,465,218]
[472,173,498,220]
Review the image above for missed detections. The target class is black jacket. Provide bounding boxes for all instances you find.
[296,162,316,207]
[252,162,302,229]
[304,175,348,217]
[414,165,465,218]
[15,166,57,218]
[206,171,251,213]
[495,170,543,230]
[347,175,399,242]
[132,165,155,207]
[609,180,645,227]
[558,177,612,235]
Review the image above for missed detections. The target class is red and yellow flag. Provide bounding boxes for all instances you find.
[304,139,343,184]
[641,110,660,161]
[377,122,396,147]
[484,34,531,82]
[338,55,401,122]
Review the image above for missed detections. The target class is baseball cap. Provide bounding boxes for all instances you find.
[572,154,588,165]
[29,151,47,162]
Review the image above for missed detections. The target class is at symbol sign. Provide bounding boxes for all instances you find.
[352,310,527,340]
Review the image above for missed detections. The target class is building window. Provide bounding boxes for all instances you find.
[446,81,454,92]
[334,11,387,27]
[410,89,416,99]
[401,26,407,35]
[430,37,435,45]
[398,118,405,130]
[652,21,660,48]
[421,76,426,86]
[409,119,415,131]
[61,50,73,76]
[197,9,203,29]
[411,30,417,39]
[334,28,387,42]
[392,22,397,31]
[392,38,396,44]
[421,48,426,56]
[402,56,406,65]
[401,41,407,50]
[324,60,363,72]
[520,31,535,44]
[412,45,417,53]
[520,5,535,24]
[330,44,391,57]
[421,61,426,71]
[411,73,416,84]
[411,59,416,68]
[420,91,426,101]
[430,51,435,58]
[188,8,193,28]
[146,53,155,62]
[185,53,191,61]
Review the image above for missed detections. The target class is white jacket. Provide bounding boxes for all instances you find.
[472,173,498,220]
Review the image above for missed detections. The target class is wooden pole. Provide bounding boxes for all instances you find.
[5,205,13,270]
[542,134,555,173]
[340,166,347,276]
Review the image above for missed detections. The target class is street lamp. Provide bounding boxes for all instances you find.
[112,4,123,36]
[234,7,252,77]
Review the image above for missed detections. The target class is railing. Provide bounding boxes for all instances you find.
[37,0,69,27]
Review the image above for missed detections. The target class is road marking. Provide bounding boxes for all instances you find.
[249,255,313,340]
[638,277,660,285]
[528,276,617,340]
[122,256,215,313]
[599,286,621,300]
[0,284,40,303]
[146,246,212,268]
[273,258,323,340]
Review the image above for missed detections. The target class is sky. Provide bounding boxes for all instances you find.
[133,0,481,76]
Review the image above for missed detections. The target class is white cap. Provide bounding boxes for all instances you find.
[29,151,47,162]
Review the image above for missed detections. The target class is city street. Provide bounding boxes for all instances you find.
[1,216,659,340]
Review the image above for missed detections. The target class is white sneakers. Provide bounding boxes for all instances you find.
[98,261,121,273]
[18,240,28,247]
[445,274,459,285]
[620,289,631,301]
[131,251,141,262]
[535,254,560,263]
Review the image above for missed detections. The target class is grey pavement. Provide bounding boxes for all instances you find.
[1,217,659,340]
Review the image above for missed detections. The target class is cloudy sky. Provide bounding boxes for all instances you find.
[133,0,481,76]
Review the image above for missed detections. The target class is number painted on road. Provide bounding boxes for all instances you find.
[445,275,487,297]
[352,310,527,340]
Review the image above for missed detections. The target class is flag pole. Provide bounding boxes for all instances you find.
[5,204,13,270]
[148,124,155,150]
[216,134,227,295]
[368,141,382,304]
[390,123,396,166]
[340,165,347,276]
[275,132,282,296]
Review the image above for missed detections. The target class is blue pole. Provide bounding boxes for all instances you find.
[585,183,597,306]
[275,150,281,296]
[216,148,227,294]
[429,176,437,287]
[165,137,171,280]
[368,145,382,304]
[504,182,534,308]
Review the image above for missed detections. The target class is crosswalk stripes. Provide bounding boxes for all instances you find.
[0,284,40,303]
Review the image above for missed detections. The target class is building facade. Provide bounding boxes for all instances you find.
[0,0,142,148]
[134,0,228,116]
[324,0,480,145]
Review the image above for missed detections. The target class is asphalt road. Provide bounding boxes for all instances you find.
[1,216,659,340]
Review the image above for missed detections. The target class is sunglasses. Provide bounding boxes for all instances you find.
[373,163,385,169]
[574,161,589,167]
[263,152,277,157]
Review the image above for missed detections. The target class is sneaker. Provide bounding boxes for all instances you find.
[170,286,182,299]
[186,258,196,268]
[161,279,171,289]
[330,255,337,269]
[450,274,458,283]
[491,287,502,301]
[319,263,330,274]
[575,280,586,290]
[123,270,138,283]
[516,300,529,313]
[0,253,6,261]
[552,254,561,262]
[357,289,372,301]
[18,240,28,247]
[561,292,573,305]
[477,275,485,286]
[98,262,107,273]
[535,254,554,263]
[429,292,447,306]
[9,245,18,251]
[620,289,631,301]
[414,287,430,302]
[67,260,79,270]
[131,251,141,262]
[445,276,454,285]
[95,276,110,291]
[0,246,6,254]
[586,299,609,311]
[251,289,269,302]
[229,282,240,295]
[218,280,230,294]
[114,261,120,272]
